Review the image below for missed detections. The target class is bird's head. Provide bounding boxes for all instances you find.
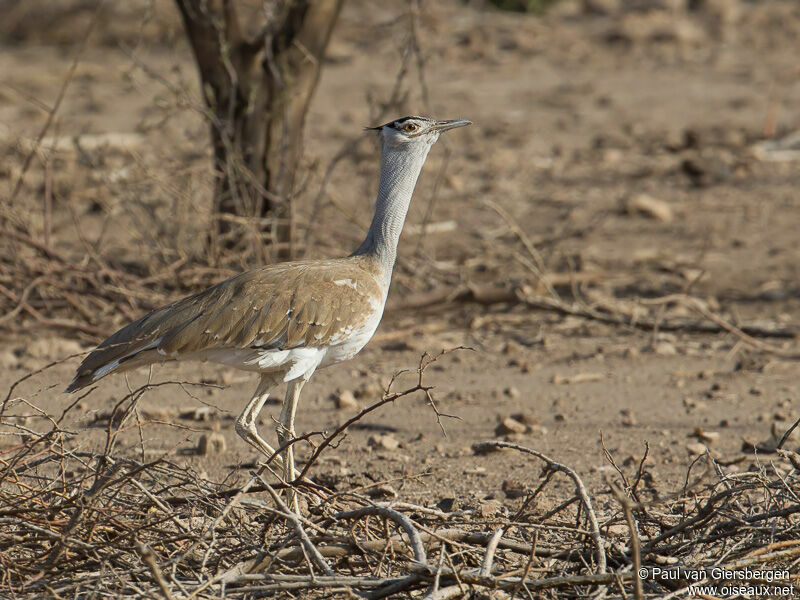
[369,116,471,150]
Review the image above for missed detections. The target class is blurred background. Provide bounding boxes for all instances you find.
[2,0,800,490]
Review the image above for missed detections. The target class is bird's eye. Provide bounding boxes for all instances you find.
[403,123,418,132]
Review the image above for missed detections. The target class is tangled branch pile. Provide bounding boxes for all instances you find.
[2,369,799,598]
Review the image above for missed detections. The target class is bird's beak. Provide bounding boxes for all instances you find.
[432,119,472,132]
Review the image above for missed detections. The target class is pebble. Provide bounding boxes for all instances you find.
[606,524,631,538]
[472,442,503,455]
[139,405,174,421]
[495,417,528,436]
[365,484,397,499]
[367,433,400,451]
[355,383,383,400]
[478,499,503,518]
[552,372,605,385]
[511,412,539,425]
[0,350,20,369]
[623,194,673,223]
[333,390,359,410]
[693,427,719,443]
[179,406,214,421]
[686,442,708,456]
[197,432,226,455]
[621,409,637,427]
[501,480,527,499]
[653,341,678,356]
[436,498,457,512]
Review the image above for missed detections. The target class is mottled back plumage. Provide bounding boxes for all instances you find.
[67,256,383,391]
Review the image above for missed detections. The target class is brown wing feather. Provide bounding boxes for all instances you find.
[66,256,383,392]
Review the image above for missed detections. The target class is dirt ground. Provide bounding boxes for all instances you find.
[3,0,800,514]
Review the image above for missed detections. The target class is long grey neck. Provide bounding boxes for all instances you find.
[352,141,432,276]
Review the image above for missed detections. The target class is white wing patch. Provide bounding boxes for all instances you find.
[333,279,358,290]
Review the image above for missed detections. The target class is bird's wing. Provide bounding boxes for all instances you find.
[67,257,384,391]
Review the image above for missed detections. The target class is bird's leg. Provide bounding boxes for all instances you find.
[277,377,306,511]
[235,373,284,469]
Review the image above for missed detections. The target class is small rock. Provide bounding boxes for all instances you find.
[502,340,523,355]
[355,383,383,399]
[472,442,501,455]
[624,347,640,359]
[623,194,673,223]
[621,409,637,427]
[653,341,678,356]
[436,497,457,512]
[681,156,731,187]
[478,499,503,518]
[368,434,400,451]
[607,524,631,538]
[179,406,214,421]
[444,174,462,190]
[552,372,605,385]
[365,484,397,499]
[501,480,527,499]
[686,442,708,456]
[510,412,539,425]
[504,386,520,399]
[495,417,528,436]
[197,432,226,455]
[0,350,19,369]
[554,413,566,422]
[333,390,358,410]
[692,427,719,444]
[139,406,173,421]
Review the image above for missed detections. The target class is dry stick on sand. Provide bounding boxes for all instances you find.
[333,506,428,565]
[258,479,334,577]
[136,543,176,600]
[639,293,800,357]
[472,440,607,575]
[390,281,799,346]
[606,478,644,600]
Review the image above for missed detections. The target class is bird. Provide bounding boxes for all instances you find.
[66,115,471,488]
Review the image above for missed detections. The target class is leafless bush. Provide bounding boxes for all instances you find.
[2,353,798,598]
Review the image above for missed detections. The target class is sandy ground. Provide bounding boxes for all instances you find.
[3,0,800,511]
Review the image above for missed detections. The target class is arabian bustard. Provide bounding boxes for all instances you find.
[67,116,471,485]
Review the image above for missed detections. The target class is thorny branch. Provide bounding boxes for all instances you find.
[1,356,798,598]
